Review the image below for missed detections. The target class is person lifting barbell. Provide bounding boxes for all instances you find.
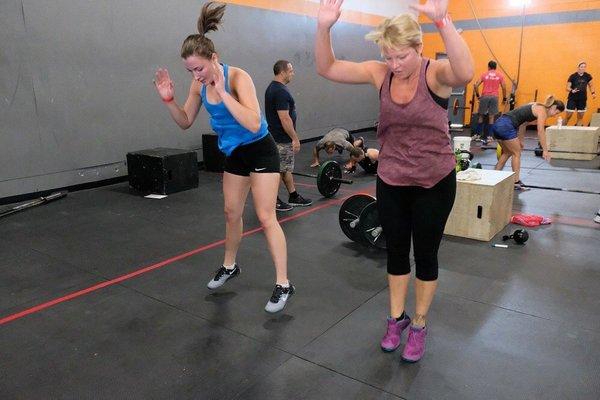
[490,95,565,190]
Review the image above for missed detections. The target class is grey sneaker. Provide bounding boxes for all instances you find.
[265,283,295,313]
[207,264,240,290]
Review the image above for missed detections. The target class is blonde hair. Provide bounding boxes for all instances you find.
[536,95,565,111]
[365,14,422,51]
[180,2,226,59]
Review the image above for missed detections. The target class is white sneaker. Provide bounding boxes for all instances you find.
[207,264,240,290]
[265,284,295,313]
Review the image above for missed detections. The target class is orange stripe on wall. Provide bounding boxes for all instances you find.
[221,0,384,26]
[221,0,600,24]
[446,0,600,21]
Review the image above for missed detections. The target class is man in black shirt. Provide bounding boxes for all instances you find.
[565,62,596,126]
[265,60,312,211]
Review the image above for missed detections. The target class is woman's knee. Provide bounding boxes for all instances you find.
[415,262,439,281]
[256,208,278,228]
[387,261,411,276]
[387,250,411,275]
[224,204,244,223]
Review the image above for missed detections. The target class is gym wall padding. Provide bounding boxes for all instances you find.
[0,0,381,199]
[420,1,600,126]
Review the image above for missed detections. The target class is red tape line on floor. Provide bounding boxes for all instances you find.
[0,189,372,326]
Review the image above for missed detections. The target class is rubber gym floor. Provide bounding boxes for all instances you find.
[1,130,599,400]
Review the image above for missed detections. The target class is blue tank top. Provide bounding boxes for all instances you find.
[201,64,269,156]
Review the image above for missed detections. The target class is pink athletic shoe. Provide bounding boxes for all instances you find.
[380,316,411,352]
[402,325,427,362]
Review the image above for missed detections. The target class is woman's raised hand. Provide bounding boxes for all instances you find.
[409,0,449,22]
[317,0,344,30]
[153,68,174,102]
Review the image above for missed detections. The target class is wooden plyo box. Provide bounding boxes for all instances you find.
[546,126,599,160]
[444,170,514,241]
[589,113,600,127]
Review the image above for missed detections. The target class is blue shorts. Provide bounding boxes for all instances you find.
[491,115,518,141]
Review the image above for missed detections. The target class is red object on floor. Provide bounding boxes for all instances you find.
[510,213,552,227]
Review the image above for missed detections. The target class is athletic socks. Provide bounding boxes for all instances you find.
[395,312,407,321]
[223,262,236,270]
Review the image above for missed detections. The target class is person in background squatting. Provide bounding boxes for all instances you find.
[492,95,564,190]
[344,146,379,174]
[316,0,474,362]
[310,127,364,168]
[153,2,294,313]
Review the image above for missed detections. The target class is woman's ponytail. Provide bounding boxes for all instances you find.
[198,2,226,36]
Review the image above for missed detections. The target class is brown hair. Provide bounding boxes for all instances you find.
[180,2,226,59]
[324,141,336,151]
[537,95,565,112]
[349,147,364,158]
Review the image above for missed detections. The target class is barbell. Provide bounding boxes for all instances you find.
[338,194,386,249]
[452,98,470,116]
[476,147,600,194]
[531,147,600,157]
[293,160,353,198]
[483,144,600,158]
[0,191,68,219]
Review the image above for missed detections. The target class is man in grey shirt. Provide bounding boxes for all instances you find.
[311,127,361,167]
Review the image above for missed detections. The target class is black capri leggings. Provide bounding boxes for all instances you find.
[376,170,456,281]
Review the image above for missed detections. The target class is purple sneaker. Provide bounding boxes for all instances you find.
[380,316,411,352]
[402,325,427,363]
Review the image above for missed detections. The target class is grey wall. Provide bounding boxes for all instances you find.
[0,1,380,198]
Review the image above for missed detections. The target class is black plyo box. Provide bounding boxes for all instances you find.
[127,148,199,195]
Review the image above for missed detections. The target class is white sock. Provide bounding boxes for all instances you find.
[223,263,236,270]
[278,281,290,288]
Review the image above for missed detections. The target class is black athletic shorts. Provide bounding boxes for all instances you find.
[566,97,587,112]
[224,134,280,176]
[358,147,378,174]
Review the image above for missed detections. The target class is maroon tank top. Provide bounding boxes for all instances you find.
[377,58,455,188]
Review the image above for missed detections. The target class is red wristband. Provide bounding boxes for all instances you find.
[434,14,450,29]
[162,97,174,103]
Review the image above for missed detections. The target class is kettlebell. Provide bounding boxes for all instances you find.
[502,229,529,244]
[458,158,471,171]
[457,150,474,160]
